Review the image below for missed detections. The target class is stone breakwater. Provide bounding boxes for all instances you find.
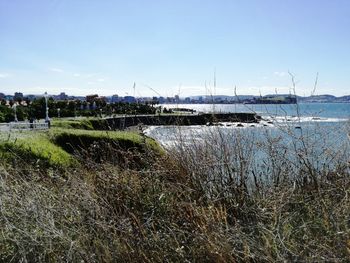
[89,113,260,130]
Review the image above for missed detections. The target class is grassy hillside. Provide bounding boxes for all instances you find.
[0,132,75,167]
[0,124,349,262]
[0,127,163,169]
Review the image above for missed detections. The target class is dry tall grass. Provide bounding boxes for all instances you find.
[0,119,349,262]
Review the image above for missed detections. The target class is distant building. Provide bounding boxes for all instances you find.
[59,92,68,100]
[86,94,98,103]
[5,95,14,101]
[70,96,85,101]
[137,97,145,103]
[26,95,36,101]
[247,95,297,104]
[111,94,119,103]
[14,92,24,101]
[124,96,136,103]
[97,96,107,103]
[166,97,175,103]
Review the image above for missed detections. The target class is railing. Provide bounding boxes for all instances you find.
[0,122,49,131]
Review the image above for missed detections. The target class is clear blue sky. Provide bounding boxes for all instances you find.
[1,0,349,97]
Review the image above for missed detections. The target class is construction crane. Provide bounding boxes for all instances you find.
[133,82,136,97]
[145,84,162,97]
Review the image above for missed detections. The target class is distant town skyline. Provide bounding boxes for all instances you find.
[1,0,350,97]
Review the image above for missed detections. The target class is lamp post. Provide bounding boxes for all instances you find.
[44,92,50,122]
[13,103,18,122]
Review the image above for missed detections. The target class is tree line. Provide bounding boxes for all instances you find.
[0,98,159,122]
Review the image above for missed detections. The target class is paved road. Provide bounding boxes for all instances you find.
[0,124,9,132]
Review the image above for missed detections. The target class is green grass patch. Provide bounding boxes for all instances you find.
[0,132,76,167]
[51,117,115,130]
[49,128,164,155]
[0,128,164,169]
[51,118,95,130]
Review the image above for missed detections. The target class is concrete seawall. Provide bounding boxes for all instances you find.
[90,113,260,130]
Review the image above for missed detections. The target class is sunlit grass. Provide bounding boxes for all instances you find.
[49,128,164,154]
[51,118,95,130]
[0,127,164,168]
[0,131,75,167]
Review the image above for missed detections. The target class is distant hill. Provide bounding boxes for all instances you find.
[336,95,350,102]
[189,95,256,101]
[298,94,349,103]
[187,94,350,103]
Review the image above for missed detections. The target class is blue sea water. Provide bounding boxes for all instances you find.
[161,103,350,120]
[146,103,349,147]
[146,103,349,182]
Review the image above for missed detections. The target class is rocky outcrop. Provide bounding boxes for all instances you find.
[92,113,260,130]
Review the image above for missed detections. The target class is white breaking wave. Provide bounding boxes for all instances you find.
[262,116,349,123]
[144,115,349,148]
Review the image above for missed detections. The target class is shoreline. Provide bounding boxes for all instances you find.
[102,112,260,130]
